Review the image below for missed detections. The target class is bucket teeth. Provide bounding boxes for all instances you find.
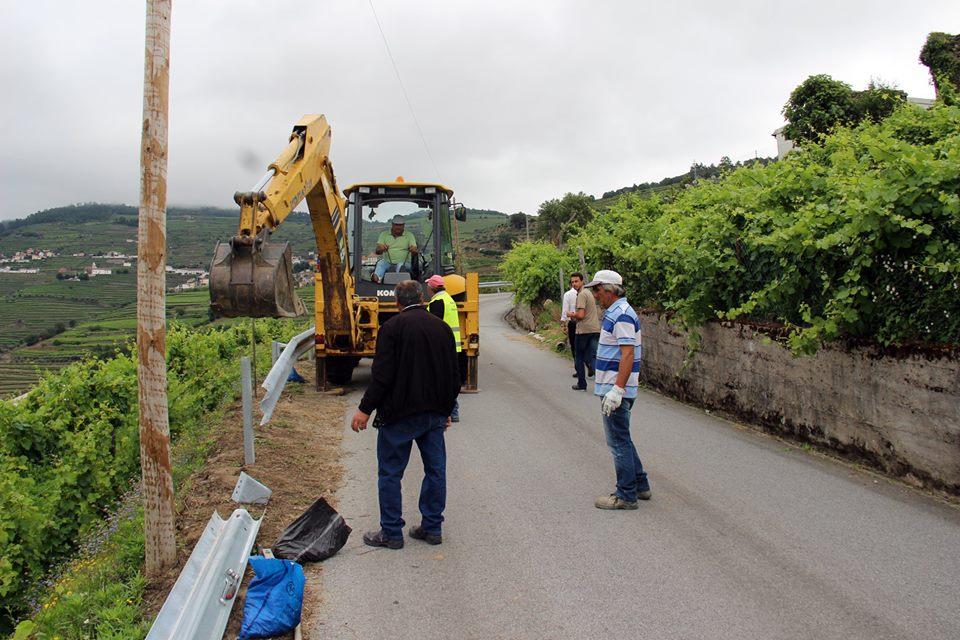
[209,239,306,318]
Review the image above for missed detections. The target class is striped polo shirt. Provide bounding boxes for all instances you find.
[593,297,642,398]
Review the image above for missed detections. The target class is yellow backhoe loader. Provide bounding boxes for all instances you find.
[209,115,480,390]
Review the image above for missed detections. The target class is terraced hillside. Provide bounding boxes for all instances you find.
[0,204,508,396]
[0,288,254,397]
[0,205,317,267]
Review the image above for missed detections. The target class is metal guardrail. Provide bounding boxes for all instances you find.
[478,280,512,289]
[259,326,315,425]
[146,509,261,639]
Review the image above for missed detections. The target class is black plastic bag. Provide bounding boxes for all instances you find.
[273,497,352,562]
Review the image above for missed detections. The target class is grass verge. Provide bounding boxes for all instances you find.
[10,398,231,640]
[7,320,305,639]
[11,357,346,639]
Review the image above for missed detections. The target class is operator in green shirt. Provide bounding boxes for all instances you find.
[373,215,418,283]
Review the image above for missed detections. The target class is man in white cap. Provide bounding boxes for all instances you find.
[373,215,418,283]
[584,269,651,509]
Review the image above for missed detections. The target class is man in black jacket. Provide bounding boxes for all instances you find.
[351,280,460,549]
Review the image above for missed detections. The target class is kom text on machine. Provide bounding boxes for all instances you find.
[209,115,480,389]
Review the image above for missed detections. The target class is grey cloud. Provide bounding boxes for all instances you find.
[1,0,956,219]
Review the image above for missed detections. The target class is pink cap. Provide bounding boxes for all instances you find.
[426,275,445,288]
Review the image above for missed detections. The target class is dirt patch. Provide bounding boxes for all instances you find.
[144,362,346,638]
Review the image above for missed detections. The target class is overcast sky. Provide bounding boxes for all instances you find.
[1,1,956,220]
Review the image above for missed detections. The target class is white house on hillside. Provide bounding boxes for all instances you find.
[86,262,112,276]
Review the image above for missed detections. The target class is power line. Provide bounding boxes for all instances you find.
[366,0,442,181]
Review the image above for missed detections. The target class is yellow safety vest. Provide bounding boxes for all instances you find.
[430,289,462,352]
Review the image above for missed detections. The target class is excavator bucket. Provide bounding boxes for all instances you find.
[209,238,306,318]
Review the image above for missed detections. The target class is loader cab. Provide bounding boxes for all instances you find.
[344,179,464,303]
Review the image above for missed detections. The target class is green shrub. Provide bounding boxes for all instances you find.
[507,100,960,352]
[500,242,576,305]
[12,505,148,639]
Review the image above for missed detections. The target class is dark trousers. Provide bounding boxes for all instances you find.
[602,397,650,501]
[454,351,465,420]
[567,321,577,354]
[377,411,448,539]
[574,332,599,387]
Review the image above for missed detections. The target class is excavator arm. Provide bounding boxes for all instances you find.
[210,115,352,345]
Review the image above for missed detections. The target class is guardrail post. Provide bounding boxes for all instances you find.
[271,340,282,365]
[250,318,258,399]
[241,356,255,466]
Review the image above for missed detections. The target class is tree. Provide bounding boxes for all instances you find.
[535,192,595,246]
[783,75,906,146]
[782,74,859,145]
[857,81,907,123]
[920,32,960,96]
[509,212,527,230]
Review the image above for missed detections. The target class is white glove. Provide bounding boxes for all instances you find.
[602,386,625,416]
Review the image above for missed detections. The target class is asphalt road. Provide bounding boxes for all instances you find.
[314,293,960,639]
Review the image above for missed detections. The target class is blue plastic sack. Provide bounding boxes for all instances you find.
[239,556,305,639]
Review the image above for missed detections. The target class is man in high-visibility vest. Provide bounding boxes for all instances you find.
[426,274,462,422]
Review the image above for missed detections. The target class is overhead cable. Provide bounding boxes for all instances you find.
[366,0,442,180]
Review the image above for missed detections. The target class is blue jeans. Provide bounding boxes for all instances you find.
[601,397,650,501]
[574,332,599,387]
[374,258,411,281]
[376,411,447,539]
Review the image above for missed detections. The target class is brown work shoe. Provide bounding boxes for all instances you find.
[408,525,442,545]
[362,529,404,549]
[595,494,638,510]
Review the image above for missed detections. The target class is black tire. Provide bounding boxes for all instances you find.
[326,356,358,385]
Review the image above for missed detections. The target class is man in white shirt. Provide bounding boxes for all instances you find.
[560,274,581,369]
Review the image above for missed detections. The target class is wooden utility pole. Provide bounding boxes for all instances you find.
[137,0,176,576]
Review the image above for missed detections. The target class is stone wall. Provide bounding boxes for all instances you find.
[504,301,538,333]
[638,312,960,493]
